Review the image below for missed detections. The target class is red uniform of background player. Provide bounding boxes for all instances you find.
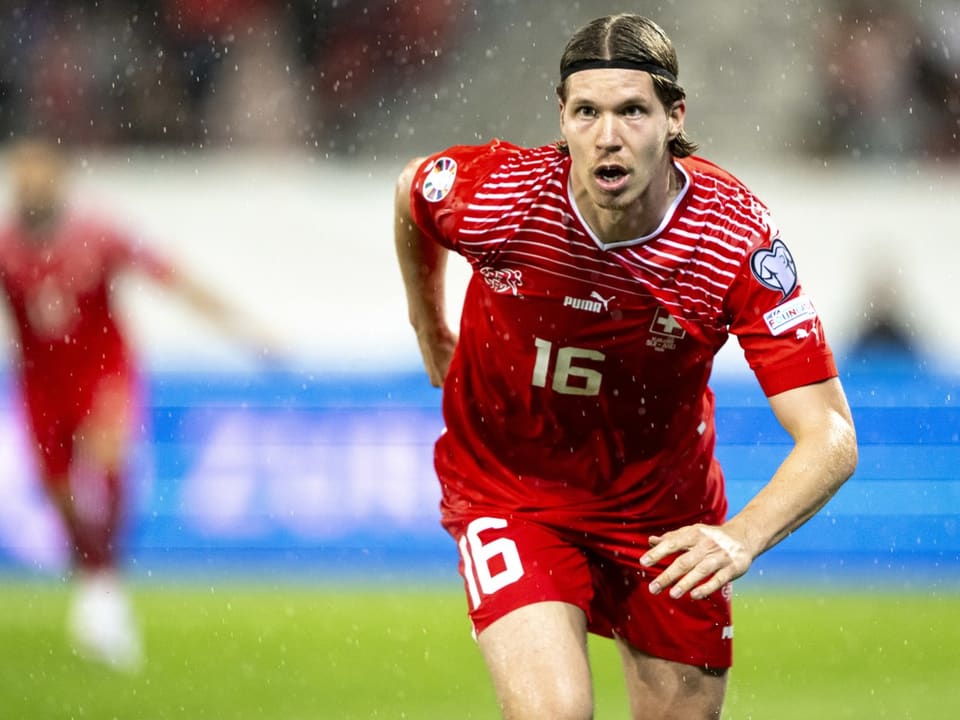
[395,14,858,720]
[0,139,273,671]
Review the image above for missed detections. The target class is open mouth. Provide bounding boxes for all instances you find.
[594,164,629,190]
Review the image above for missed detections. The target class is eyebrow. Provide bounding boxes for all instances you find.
[567,91,654,108]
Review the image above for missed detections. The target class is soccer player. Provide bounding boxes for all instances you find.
[0,138,273,671]
[394,14,858,719]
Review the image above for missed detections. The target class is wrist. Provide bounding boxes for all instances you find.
[721,514,769,560]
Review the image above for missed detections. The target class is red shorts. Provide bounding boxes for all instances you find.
[444,512,733,669]
[22,368,139,485]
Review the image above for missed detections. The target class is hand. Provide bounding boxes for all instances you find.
[640,523,754,600]
[415,323,457,387]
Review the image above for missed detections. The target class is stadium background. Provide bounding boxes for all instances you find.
[0,1,957,718]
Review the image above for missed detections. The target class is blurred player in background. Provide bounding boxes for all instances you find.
[0,138,274,672]
[395,13,858,719]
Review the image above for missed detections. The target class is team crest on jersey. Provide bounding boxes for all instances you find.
[750,238,797,299]
[421,156,457,203]
[480,266,523,295]
[647,307,686,352]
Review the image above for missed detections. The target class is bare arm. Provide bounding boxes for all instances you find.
[159,269,280,362]
[394,157,457,386]
[641,377,858,599]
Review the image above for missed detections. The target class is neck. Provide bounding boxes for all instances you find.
[19,207,61,242]
[576,160,682,245]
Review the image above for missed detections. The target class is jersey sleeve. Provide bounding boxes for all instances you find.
[409,140,520,252]
[99,221,175,283]
[725,233,838,397]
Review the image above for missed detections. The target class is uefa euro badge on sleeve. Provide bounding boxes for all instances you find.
[750,238,798,300]
[422,157,458,203]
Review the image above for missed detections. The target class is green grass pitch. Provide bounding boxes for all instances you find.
[0,579,957,719]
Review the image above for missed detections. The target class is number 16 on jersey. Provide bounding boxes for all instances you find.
[531,337,605,396]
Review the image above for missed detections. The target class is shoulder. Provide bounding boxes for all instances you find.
[69,213,125,240]
[407,141,566,247]
[409,141,565,221]
[424,139,541,169]
[679,156,768,214]
[416,141,563,194]
[62,214,137,263]
[678,155,777,252]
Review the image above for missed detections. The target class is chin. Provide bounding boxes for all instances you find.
[588,181,638,211]
[595,195,633,212]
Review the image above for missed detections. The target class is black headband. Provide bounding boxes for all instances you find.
[560,58,677,83]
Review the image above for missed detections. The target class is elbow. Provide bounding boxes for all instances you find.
[836,414,859,483]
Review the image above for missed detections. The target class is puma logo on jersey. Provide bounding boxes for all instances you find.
[563,291,615,313]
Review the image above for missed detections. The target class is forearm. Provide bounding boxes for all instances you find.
[642,378,858,600]
[172,275,241,335]
[163,272,277,357]
[726,406,857,558]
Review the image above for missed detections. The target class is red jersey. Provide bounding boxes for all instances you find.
[0,213,172,400]
[410,141,837,530]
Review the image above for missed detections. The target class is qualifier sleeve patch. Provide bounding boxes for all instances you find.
[750,238,798,299]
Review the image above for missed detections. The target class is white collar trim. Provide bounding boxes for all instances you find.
[567,160,691,250]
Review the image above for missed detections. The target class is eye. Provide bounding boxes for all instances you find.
[574,105,597,119]
[622,105,646,118]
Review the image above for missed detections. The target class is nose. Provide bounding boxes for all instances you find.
[595,112,623,150]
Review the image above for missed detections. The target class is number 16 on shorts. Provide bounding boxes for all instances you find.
[458,517,525,608]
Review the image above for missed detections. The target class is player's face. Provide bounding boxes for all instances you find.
[11,142,66,233]
[560,69,683,224]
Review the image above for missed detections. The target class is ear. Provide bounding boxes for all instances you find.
[558,96,567,135]
[667,99,686,141]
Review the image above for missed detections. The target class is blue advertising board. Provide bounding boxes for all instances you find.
[0,365,957,584]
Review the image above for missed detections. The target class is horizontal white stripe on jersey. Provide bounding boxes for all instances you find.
[657,238,743,273]
[436,146,778,333]
[496,256,646,299]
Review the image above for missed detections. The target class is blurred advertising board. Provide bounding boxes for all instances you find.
[0,368,957,582]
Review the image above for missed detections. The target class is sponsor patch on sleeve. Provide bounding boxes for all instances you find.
[421,156,457,203]
[763,294,818,336]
